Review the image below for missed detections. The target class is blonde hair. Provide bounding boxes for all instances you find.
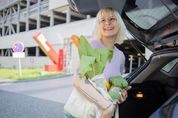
[93,7,126,44]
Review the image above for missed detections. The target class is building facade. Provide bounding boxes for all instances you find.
[0,0,151,73]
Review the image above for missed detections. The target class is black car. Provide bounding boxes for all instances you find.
[67,0,178,118]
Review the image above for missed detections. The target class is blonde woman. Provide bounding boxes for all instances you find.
[64,7,132,118]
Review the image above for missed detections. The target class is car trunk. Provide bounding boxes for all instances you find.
[122,0,178,52]
[121,47,178,118]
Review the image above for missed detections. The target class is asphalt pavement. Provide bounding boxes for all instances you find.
[0,74,74,118]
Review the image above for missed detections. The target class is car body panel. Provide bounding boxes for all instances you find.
[68,0,178,52]
[67,0,126,15]
[149,91,178,118]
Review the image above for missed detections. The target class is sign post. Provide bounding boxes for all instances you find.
[19,58,21,77]
[12,42,25,78]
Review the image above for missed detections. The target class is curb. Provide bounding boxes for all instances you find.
[0,73,74,84]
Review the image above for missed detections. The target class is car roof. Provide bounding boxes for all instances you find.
[67,0,178,52]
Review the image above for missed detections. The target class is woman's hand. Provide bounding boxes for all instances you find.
[100,104,115,118]
[117,86,132,104]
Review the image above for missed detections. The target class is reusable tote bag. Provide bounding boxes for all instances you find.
[64,74,119,118]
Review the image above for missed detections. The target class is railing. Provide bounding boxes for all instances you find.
[40,0,49,12]
[29,3,38,16]
[4,18,10,24]
[41,0,49,5]
[6,15,10,19]
[11,16,16,22]
[29,9,38,16]
[0,18,3,24]
[0,0,49,26]
[19,13,26,20]
[20,8,27,13]
[40,5,49,12]
[0,0,19,11]
[12,13,16,17]
[29,3,38,10]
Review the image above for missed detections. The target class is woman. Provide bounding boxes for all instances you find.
[65,7,131,118]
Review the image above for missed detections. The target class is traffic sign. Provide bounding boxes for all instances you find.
[13,52,25,58]
[13,42,24,52]
[12,42,25,78]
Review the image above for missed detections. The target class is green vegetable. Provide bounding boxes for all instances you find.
[108,91,121,101]
[79,55,95,76]
[109,76,128,90]
[78,36,113,79]
[108,76,128,101]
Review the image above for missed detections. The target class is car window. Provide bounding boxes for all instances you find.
[162,58,178,73]
[124,0,177,29]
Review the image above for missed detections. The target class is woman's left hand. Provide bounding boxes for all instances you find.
[117,86,132,104]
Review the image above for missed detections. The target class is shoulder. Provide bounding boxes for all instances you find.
[88,39,100,45]
[88,39,103,49]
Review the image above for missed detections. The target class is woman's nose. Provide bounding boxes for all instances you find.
[105,20,110,25]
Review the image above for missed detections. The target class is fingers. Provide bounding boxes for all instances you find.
[117,96,124,104]
[117,86,132,104]
[126,86,132,91]
[121,89,128,99]
[117,89,128,104]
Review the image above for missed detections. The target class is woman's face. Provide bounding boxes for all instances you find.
[99,14,119,39]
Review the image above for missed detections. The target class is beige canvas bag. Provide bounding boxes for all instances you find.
[64,74,119,118]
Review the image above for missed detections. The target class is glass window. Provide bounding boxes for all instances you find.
[162,58,178,72]
[28,47,36,56]
[4,49,8,56]
[39,47,46,56]
[124,0,177,29]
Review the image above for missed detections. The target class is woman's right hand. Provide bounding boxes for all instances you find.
[100,104,115,118]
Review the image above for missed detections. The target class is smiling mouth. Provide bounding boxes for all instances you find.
[105,28,114,31]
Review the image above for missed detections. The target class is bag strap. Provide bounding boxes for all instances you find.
[115,104,119,118]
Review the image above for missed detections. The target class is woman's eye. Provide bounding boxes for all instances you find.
[111,18,115,20]
[101,19,105,22]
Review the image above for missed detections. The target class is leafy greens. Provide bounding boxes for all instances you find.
[78,36,114,79]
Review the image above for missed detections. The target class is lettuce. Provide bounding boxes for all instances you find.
[78,36,113,79]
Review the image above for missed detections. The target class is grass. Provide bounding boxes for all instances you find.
[0,67,63,80]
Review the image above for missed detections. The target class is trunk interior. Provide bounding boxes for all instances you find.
[120,47,178,118]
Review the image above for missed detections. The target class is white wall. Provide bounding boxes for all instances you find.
[0,57,53,68]
[49,0,68,10]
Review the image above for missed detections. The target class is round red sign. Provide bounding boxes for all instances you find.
[13,42,24,52]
